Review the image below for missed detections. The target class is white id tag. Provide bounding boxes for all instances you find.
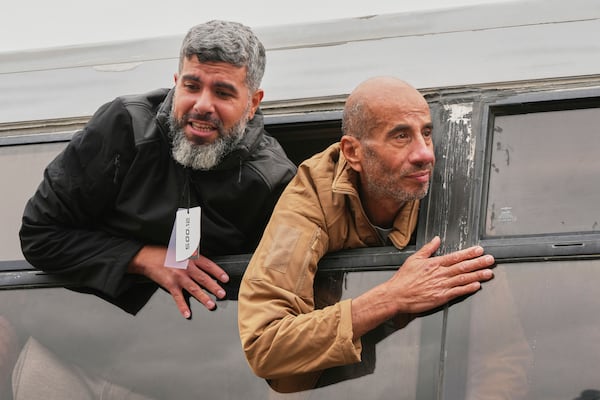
[164,223,188,269]
[176,207,201,261]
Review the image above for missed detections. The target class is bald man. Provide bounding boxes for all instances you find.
[238,77,495,392]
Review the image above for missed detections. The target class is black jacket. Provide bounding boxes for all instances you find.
[19,88,296,305]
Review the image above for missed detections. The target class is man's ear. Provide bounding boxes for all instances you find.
[248,89,264,120]
[340,135,363,173]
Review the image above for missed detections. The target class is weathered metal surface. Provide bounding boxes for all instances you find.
[1,1,600,124]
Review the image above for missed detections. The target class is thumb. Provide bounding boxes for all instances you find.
[413,236,441,259]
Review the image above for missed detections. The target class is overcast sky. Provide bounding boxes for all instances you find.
[0,0,515,53]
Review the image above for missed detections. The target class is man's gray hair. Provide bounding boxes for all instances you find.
[179,20,266,92]
[341,101,369,139]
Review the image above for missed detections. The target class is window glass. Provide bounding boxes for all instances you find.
[0,141,67,261]
[0,270,440,399]
[484,107,600,237]
[309,270,440,400]
[444,260,600,400]
[266,119,341,165]
[0,287,266,400]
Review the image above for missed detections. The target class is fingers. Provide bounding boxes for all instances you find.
[129,247,229,318]
[444,280,484,301]
[169,256,230,318]
[166,272,219,319]
[438,244,485,267]
[413,236,441,259]
[450,252,495,274]
[437,247,495,302]
[187,255,229,299]
[439,246,495,285]
[171,290,193,319]
[185,265,226,301]
[446,268,493,291]
[395,240,495,313]
[191,254,230,283]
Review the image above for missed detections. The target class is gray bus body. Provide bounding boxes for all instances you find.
[1,1,599,398]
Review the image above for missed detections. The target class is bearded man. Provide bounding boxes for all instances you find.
[19,20,296,318]
[238,77,495,392]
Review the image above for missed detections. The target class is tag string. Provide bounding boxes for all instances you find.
[182,169,191,212]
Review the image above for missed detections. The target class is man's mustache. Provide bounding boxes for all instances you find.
[182,112,223,129]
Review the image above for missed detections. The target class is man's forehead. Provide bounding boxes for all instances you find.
[359,104,429,141]
[181,56,247,77]
[368,100,431,122]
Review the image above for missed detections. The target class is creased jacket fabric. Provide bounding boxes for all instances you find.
[238,142,419,392]
[20,88,296,305]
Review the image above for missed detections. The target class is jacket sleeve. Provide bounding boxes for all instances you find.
[237,167,362,392]
[19,99,145,298]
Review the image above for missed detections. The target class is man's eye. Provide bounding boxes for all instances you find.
[216,90,233,98]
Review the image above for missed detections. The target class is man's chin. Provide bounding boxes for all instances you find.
[416,187,430,200]
[184,131,219,146]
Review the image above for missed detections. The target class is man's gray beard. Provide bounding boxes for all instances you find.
[365,177,430,204]
[168,114,247,171]
[367,178,429,204]
[363,146,431,204]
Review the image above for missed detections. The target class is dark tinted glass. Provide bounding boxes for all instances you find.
[0,141,67,261]
[444,260,600,400]
[484,107,600,237]
[0,270,441,399]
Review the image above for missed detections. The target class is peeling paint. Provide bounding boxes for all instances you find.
[445,103,476,171]
[446,104,472,125]
[433,103,478,250]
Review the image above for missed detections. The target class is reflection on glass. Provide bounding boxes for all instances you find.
[447,260,600,400]
[485,108,600,237]
[0,287,265,400]
[268,270,441,400]
[0,141,67,261]
[0,270,441,399]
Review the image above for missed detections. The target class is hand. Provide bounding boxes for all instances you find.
[352,236,494,339]
[388,236,494,314]
[128,245,230,318]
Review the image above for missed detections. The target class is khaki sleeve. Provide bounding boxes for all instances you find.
[238,199,361,388]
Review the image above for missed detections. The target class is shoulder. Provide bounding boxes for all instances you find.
[277,143,343,208]
[67,89,171,166]
[246,133,297,190]
[83,88,169,136]
[296,142,342,187]
[116,88,171,144]
[117,88,170,117]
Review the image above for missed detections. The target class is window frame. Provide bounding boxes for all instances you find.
[0,111,418,290]
[476,88,600,261]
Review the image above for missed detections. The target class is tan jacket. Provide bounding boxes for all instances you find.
[238,143,419,393]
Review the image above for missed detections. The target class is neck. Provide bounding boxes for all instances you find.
[361,192,405,228]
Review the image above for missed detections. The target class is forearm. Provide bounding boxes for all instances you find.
[20,222,143,297]
[351,282,399,340]
[127,245,165,275]
[240,294,361,379]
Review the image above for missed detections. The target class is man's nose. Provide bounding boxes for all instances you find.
[409,137,435,166]
[193,91,215,114]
